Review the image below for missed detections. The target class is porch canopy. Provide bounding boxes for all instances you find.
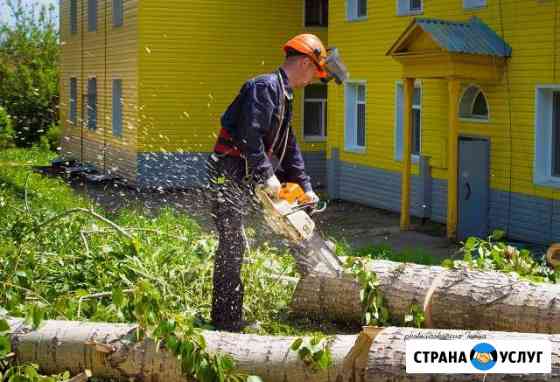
[386,16,512,239]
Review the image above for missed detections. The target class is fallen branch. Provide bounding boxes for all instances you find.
[35,208,139,256]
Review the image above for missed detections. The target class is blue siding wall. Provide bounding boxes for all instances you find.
[327,151,560,245]
[489,190,560,244]
[138,151,327,189]
[137,152,209,188]
[431,179,447,224]
[327,152,427,217]
[303,151,327,189]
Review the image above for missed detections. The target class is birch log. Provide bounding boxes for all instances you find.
[6,319,560,381]
[7,318,356,382]
[291,260,560,333]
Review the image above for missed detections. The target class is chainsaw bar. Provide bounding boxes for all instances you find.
[255,187,343,276]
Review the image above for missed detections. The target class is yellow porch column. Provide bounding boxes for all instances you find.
[447,79,461,239]
[400,78,415,230]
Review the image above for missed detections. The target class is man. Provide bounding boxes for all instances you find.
[208,33,346,332]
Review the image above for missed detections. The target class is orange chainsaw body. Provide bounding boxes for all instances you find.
[278,183,311,205]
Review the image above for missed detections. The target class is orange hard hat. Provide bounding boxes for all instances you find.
[283,34,328,78]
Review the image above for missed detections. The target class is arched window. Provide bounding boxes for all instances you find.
[459,85,489,121]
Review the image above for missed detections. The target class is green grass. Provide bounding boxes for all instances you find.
[0,148,302,337]
[335,240,441,266]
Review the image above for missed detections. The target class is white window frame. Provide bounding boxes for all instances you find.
[397,0,423,16]
[534,85,560,188]
[459,84,490,123]
[303,85,327,142]
[464,0,486,10]
[395,80,422,162]
[345,81,367,153]
[347,0,367,21]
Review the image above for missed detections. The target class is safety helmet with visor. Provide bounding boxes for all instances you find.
[283,33,348,85]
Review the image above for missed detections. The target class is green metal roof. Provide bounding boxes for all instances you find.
[415,16,512,57]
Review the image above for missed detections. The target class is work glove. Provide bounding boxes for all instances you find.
[264,175,281,199]
[305,190,320,205]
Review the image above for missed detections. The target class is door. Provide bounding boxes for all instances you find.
[458,138,490,240]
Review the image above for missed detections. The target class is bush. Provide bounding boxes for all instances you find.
[39,123,61,151]
[0,106,15,149]
[0,0,59,147]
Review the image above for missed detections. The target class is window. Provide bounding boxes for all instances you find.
[305,0,328,27]
[112,79,123,137]
[347,0,367,20]
[534,86,560,186]
[69,78,77,126]
[459,85,489,121]
[70,0,77,34]
[554,92,560,177]
[87,78,97,130]
[397,0,423,15]
[395,82,422,160]
[88,0,97,32]
[113,0,123,27]
[345,83,366,150]
[464,0,486,9]
[304,84,327,139]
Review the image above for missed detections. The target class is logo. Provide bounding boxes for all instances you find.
[470,343,497,371]
[405,339,551,374]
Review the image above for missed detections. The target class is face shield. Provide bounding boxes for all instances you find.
[320,48,349,85]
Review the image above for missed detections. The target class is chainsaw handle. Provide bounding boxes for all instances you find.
[309,200,327,215]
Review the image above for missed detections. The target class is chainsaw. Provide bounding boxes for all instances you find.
[255,182,344,276]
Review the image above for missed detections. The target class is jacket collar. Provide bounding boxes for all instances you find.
[278,68,294,101]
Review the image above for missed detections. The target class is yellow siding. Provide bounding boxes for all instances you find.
[60,0,139,180]
[137,0,327,154]
[59,0,84,162]
[329,0,560,199]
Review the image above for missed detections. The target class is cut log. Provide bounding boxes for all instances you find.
[343,326,560,381]
[7,318,356,382]
[291,260,560,333]
[6,318,560,381]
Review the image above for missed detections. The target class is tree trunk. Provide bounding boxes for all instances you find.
[7,318,355,382]
[346,326,560,382]
[7,319,560,381]
[291,260,560,333]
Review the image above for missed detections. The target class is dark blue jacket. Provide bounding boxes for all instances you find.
[219,68,311,192]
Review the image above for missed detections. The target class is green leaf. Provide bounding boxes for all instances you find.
[27,305,45,330]
[112,288,124,308]
[0,318,10,332]
[219,355,235,371]
[464,237,477,251]
[0,335,11,357]
[312,349,324,362]
[23,364,39,378]
[316,350,332,370]
[441,259,454,269]
[290,338,303,351]
[491,229,505,240]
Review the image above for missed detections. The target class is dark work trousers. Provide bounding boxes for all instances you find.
[206,153,253,332]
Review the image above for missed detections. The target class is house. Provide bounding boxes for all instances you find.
[58,0,329,187]
[59,0,560,245]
